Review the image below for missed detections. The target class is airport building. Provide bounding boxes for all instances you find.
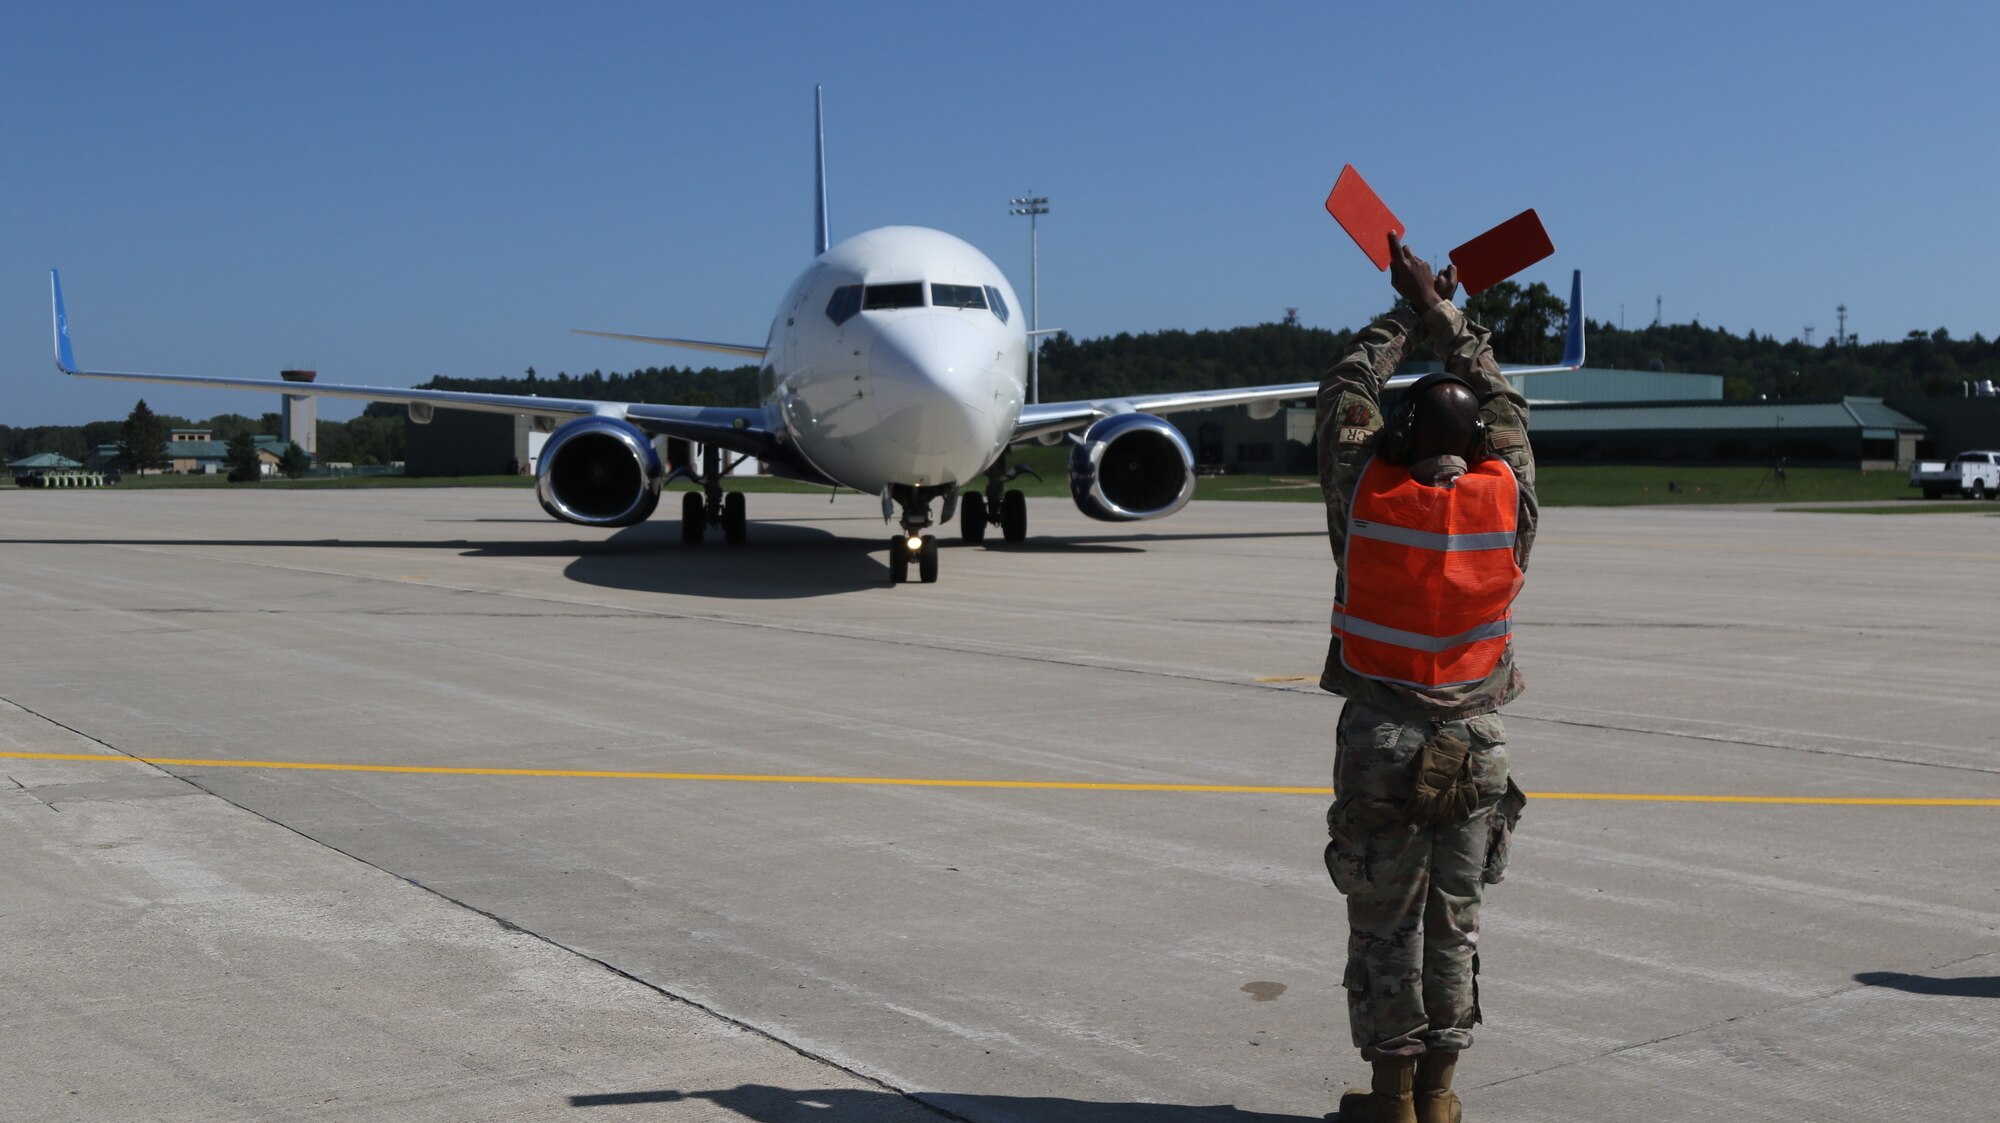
[1168,366,1964,473]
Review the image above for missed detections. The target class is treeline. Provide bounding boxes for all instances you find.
[1581,321,2000,400]
[423,365,761,408]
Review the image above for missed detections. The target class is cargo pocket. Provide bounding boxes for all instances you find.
[1324,799,1372,896]
[1481,777,1527,885]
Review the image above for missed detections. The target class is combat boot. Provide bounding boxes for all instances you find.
[1334,1057,1416,1123]
[1415,1051,1461,1123]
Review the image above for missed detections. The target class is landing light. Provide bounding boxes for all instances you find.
[906,536,924,553]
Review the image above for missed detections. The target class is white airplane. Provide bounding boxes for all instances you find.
[48,87,1583,584]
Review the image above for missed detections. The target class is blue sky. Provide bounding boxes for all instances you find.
[5,2,1995,424]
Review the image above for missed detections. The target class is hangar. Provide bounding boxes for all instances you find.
[1168,367,1958,473]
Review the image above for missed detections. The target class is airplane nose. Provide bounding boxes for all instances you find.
[868,314,993,456]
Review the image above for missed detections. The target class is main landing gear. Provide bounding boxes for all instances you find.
[679,442,749,545]
[959,451,1035,545]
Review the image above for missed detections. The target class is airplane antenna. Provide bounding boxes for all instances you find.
[813,85,830,257]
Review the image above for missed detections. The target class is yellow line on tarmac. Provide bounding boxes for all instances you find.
[2,751,1996,806]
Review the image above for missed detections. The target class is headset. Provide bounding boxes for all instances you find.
[1377,370,1488,464]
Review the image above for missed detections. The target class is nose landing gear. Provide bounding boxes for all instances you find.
[885,482,950,584]
[888,531,939,583]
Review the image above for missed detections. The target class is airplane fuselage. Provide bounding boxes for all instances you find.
[760,226,1028,494]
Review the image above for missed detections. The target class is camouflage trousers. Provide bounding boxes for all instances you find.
[1324,701,1524,1059]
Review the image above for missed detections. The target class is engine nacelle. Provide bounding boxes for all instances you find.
[1067,412,1196,522]
[535,416,664,527]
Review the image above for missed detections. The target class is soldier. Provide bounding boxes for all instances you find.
[1317,234,1533,1123]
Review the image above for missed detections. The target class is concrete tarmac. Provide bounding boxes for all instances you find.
[1,487,1995,1122]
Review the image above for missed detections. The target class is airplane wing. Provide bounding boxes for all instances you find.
[1013,270,1584,444]
[570,329,767,358]
[49,271,778,460]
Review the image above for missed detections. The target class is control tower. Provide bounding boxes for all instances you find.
[280,370,317,456]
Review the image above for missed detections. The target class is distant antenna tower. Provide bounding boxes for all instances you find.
[1804,323,1815,346]
[1836,303,1848,345]
[1283,306,1300,328]
[1653,295,1662,327]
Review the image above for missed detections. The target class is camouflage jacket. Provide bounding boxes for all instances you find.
[1316,301,1538,720]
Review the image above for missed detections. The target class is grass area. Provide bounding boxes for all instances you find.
[1792,503,2000,515]
[1533,465,1917,506]
[23,458,1977,512]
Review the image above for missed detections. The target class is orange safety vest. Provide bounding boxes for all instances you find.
[1332,456,1524,690]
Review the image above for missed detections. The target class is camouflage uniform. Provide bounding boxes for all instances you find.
[1316,301,1533,1060]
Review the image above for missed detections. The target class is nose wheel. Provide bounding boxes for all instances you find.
[889,533,938,583]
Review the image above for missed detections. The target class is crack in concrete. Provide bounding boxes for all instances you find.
[1473,946,2000,1092]
[0,690,962,1122]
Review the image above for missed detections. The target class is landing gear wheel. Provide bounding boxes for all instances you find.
[681,492,707,544]
[888,536,910,584]
[918,535,939,583]
[722,491,747,543]
[961,492,987,544]
[1001,489,1028,542]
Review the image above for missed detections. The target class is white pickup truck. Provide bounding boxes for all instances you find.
[1909,450,2000,499]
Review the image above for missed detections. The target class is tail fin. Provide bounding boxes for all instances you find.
[1558,268,1584,368]
[50,270,77,373]
[1498,269,1585,375]
[813,85,829,257]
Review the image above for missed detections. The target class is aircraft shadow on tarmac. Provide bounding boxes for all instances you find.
[1854,971,2000,998]
[2,522,1320,602]
[566,1083,1323,1122]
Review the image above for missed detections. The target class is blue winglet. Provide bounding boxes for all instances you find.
[50,269,77,373]
[1558,269,1585,369]
[812,85,830,258]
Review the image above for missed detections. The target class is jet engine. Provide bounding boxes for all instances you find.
[1067,412,1196,522]
[535,416,665,527]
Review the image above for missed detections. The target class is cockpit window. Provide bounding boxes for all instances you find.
[984,285,1010,324]
[825,285,861,326]
[932,283,987,310]
[862,282,926,310]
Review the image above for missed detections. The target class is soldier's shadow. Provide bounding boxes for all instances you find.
[567,1083,1323,1122]
[1854,971,2000,998]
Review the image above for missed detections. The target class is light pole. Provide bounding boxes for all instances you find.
[1009,195,1049,404]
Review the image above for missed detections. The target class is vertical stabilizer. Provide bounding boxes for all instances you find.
[813,85,830,257]
[1559,269,1585,368]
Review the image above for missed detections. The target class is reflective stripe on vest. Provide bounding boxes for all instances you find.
[1333,456,1523,690]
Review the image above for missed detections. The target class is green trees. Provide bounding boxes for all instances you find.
[279,443,311,479]
[117,399,169,472]
[1465,281,1568,365]
[315,413,403,465]
[225,431,262,482]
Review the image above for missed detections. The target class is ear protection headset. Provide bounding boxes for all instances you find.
[1377,371,1488,464]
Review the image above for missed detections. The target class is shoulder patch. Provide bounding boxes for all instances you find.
[1342,401,1374,428]
[1338,426,1373,445]
[1489,429,1526,451]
